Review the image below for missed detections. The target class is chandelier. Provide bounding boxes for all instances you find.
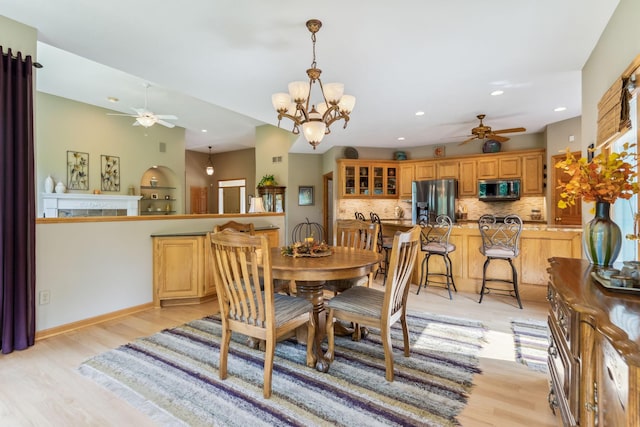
[272,19,355,150]
[205,146,214,175]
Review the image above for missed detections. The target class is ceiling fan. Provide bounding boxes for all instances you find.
[108,84,178,128]
[459,114,526,145]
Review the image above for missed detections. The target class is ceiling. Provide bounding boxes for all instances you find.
[1,0,620,154]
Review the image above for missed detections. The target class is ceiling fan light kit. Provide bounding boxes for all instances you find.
[108,83,178,129]
[272,19,355,150]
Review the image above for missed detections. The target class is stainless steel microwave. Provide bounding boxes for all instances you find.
[478,179,521,201]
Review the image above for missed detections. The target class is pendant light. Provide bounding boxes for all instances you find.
[206,146,214,175]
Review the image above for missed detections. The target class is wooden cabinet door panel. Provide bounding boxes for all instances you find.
[522,153,544,195]
[437,161,459,179]
[477,159,498,179]
[399,164,415,198]
[458,160,477,196]
[499,156,521,178]
[155,237,201,299]
[415,161,437,180]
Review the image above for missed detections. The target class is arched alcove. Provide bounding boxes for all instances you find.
[139,166,182,215]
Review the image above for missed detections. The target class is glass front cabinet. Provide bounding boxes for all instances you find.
[257,185,286,212]
[339,160,398,198]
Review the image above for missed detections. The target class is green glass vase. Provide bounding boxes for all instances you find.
[583,201,621,267]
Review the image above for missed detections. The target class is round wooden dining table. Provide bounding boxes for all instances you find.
[269,246,382,372]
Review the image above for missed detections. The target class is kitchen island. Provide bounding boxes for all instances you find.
[381,220,582,303]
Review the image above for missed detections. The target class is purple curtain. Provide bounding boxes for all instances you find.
[0,47,36,354]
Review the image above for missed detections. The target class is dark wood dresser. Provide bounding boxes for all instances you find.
[547,257,640,426]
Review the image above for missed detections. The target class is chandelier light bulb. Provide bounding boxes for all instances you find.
[272,19,355,149]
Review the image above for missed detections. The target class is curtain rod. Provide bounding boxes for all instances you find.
[1,51,43,68]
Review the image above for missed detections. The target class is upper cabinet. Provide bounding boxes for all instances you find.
[521,152,545,195]
[338,149,545,199]
[477,155,521,179]
[339,160,398,198]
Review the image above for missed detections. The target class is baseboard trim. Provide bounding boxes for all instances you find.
[35,302,155,341]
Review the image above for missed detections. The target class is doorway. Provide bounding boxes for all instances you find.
[552,152,582,225]
[323,172,333,243]
[190,186,208,214]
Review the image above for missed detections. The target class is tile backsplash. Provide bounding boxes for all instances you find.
[337,197,546,222]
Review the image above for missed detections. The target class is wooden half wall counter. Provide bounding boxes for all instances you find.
[151,225,280,308]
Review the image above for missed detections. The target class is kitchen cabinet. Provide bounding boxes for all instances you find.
[476,155,521,179]
[436,160,459,179]
[522,153,545,195]
[547,257,640,427]
[458,159,477,197]
[477,158,498,179]
[338,160,398,198]
[399,163,415,199]
[499,156,521,177]
[415,161,437,180]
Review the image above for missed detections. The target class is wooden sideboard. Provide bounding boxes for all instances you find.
[547,257,640,427]
[151,227,279,307]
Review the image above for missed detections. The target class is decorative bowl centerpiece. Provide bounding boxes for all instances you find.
[281,238,331,257]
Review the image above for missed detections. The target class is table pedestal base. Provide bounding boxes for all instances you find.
[295,280,330,372]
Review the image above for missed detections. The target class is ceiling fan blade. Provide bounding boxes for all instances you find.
[491,127,526,134]
[487,134,509,142]
[132,120,141,126]
[458,136,478,146]
[107,113,137,117]
[157,120,176,128]
[155,114,177,120]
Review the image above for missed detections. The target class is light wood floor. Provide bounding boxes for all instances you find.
[0,280,560,427]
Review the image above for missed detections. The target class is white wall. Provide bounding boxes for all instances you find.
[36,215,285,332]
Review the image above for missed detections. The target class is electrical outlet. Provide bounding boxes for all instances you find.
[39,290,51,305]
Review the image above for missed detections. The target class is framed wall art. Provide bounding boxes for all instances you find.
[298,186,314,206]
[101,155,120,192]
[67,150,89,190]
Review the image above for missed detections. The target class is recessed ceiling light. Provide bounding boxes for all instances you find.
[415,111,425,116]
[554,106,567,112]
[107,97,119,103]
[201,129,208,133]
[397,137,405,141]
[491,90,504,96]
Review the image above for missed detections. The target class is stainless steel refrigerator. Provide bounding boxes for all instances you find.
[411,179,457,224]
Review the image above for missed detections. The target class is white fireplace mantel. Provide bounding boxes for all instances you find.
[42,193,142,218]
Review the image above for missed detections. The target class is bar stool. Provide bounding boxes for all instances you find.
[418,214,457,299]
[370,212,393,283]
[478,214,523,309]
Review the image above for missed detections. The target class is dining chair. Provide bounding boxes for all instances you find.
[478,214,524,309]
[418,214,457,299]
[354,212,366,221]
[370,212,394,283]
[210,229,315,398]
[213,220,291,295]
[325,225,422,381]
[324,219,380,295]
[213,220,255,234]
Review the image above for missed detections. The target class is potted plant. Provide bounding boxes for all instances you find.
[258,174,278,187]
[556,142,639,266]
